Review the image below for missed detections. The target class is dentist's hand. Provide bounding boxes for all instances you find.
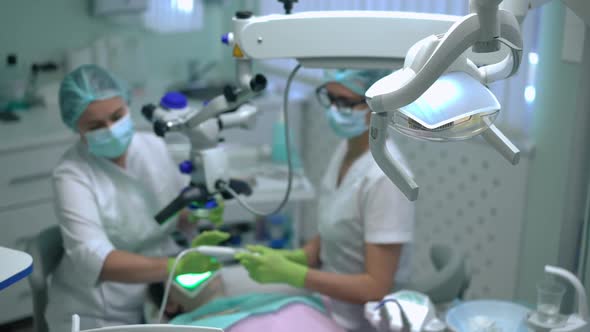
[191,230,230,248]
[246,245,308,266]
[167,252,220,277]
[235,251,308,288]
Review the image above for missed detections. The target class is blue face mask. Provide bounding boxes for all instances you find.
[324,105,369,138]
[85,113,134,159]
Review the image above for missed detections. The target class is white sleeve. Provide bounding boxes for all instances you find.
[53,169,114,286]
[361,175,415,244]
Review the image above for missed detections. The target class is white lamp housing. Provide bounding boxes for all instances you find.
[390,71,500,142]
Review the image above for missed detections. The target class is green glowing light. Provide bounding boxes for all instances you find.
[175,271,213,290]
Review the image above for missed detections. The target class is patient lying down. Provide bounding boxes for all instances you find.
[147,283,345,332]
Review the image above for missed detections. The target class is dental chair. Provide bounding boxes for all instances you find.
[404,243,469,304]
[26,225,64,332]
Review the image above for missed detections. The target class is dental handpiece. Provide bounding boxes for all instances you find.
[194,245,251,260]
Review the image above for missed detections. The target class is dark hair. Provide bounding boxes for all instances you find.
[148,282,165,307]
[147,283,184,319]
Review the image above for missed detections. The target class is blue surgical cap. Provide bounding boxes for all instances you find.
[59,64,129,131]
[324,69,391,96]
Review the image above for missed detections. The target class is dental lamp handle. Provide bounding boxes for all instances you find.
[481,124,521,165]
[545,265,589,320]
[369,112,419,201]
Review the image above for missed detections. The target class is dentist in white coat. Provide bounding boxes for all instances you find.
[46,65,227,331]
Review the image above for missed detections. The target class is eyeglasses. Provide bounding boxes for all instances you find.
[315,84,367,109]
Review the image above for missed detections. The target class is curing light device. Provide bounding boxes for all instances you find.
[170,269,223,314]
[175,272,214,291]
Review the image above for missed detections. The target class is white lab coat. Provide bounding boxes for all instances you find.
[46,133,187,332]
[318,141,415,332]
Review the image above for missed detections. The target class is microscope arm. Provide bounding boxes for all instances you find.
[155,186,209,224]
[154,178,254,225]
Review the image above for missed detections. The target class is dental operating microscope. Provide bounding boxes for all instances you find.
[141,78,266,224]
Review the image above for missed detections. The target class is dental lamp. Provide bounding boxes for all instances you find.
[369,0,589,201]
[366,0,524,200]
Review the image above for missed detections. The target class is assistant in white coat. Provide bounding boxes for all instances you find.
[316,70,415,332]
[316,138,415,332]
[236,69,415,332]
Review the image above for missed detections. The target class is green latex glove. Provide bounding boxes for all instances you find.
[235,251,308,288]
[188,195,225,225]
[191,230,231,248]
[167,252,220,277]
[246,245,308,266]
